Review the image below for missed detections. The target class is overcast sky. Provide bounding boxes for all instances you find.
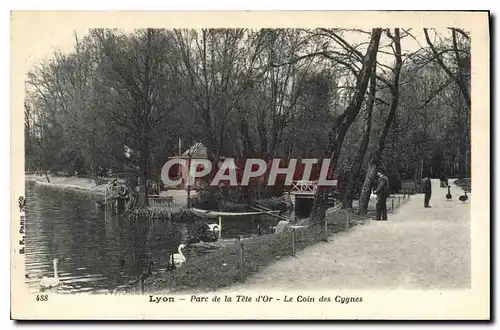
[23,27,449,77]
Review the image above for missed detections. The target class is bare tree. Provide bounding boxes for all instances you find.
[95,28,178,206]
[309,28,382,224]
[423,28,470,177]
[342,67,376,209]
[358,28,403,215]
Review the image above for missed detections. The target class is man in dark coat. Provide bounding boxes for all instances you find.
[422,174,432,208]
[373,171,390,221]
[439,172,445,187]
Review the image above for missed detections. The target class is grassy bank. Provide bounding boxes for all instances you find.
[141,194,410,294]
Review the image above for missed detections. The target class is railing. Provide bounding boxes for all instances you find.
[291,180,317,194]
[148,196,175,207]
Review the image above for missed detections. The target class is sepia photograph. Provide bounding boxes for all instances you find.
[11,10,490,320]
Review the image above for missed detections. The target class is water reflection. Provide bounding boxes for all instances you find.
[25,183,137,294]
[24,182,284,294]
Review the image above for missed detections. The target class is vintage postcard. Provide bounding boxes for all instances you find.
[11,11,490,320]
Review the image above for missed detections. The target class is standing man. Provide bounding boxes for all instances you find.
[373,171,390,221]
[439,172,445,187]
[422,174,432,208]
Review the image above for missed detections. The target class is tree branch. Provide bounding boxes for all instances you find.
[448,27,470,40]
[423,28,470,108]
[271,51,359,77]
[413,78,454,109]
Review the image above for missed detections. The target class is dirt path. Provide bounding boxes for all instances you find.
[214,179,471,292]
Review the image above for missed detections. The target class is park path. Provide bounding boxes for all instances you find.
[214,179,471,292]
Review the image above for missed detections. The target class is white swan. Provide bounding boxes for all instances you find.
[173,244,186,267]
[207,223,220,240]
[40,258,60,289]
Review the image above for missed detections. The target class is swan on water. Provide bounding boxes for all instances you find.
[40,258,60,289]
[173,244,186,267]
[207,223,220,240]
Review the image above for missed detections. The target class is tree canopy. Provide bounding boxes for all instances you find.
[25,27,471,216]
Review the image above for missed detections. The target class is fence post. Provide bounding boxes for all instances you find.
[218,216,222,240]
[345,210,349,231]
[398,196,401,207]
[323,216,328,242]
[292,228,296,256]
[139,275,144,294]
[239,237,244,281]
[391,199,394,213]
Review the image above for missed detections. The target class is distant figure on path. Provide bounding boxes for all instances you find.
[439,172,445,187]
[422,174,432,208]
[373,171,390,221]
[439,172,449,187]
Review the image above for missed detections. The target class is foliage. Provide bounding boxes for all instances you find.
[25,27,471,217]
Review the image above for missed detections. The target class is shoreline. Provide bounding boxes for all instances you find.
[25,173,194,206]
[25,174,107,196]
[23,173,410,296]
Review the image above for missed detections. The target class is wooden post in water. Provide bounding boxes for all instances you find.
[239,236,244,281]
[110,199,116,215]
[117,198,125,213]
[292,228,296,256]
[218,216,222,240]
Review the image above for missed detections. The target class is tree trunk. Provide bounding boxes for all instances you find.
[358,161,378,211]
[310,28,382,224]
[187,157,192,208]
[89,158,99,185]
[258,118,268,155]
[141,158,149,207]
[358,29,402,215]
[342,66,376,209]
[140,28,153,208]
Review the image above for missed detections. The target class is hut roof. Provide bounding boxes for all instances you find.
[181,142,207,159]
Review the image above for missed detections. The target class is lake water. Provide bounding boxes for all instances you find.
[23,182,283,294]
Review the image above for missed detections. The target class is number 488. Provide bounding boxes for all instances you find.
[36,294,48,301]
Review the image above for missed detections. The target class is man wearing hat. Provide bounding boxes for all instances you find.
[373,171,390,221]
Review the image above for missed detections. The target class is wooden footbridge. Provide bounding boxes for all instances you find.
[288,180,338,205]
[289,180,318,199]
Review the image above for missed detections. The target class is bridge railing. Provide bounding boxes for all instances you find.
[291,180,317,193]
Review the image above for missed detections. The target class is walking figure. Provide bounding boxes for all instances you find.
[373,171,390,221]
